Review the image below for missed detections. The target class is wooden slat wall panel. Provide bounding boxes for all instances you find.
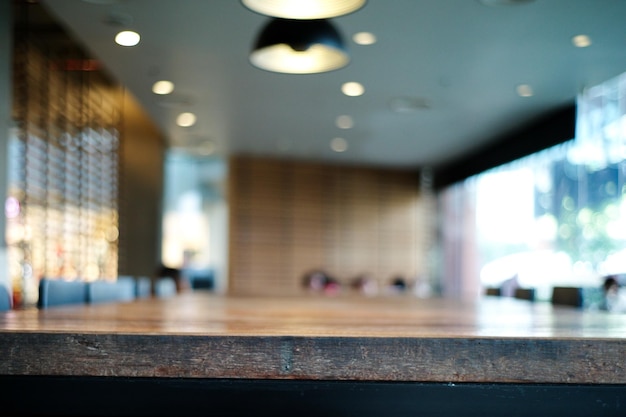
[229,156,426,296]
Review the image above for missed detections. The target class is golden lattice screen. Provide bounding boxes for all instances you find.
[7,4,120,306]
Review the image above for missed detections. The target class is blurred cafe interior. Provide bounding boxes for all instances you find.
[1,0,626,312]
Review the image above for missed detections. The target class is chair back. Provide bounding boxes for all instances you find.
[87,279,137,304]
[38,278,88,309]
[190,272,214,291]
[551,286,583,308]
[485,287,501,296]
[135,276,152,298]
[154,277,177,298]
[115,276,138,301]
[514,288,536,301]
[0,284,12,312]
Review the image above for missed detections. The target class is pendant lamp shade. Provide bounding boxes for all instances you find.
[242,0,366,20]
[250,19,349,74]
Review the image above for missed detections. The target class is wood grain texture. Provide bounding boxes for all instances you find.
[228,156,425,295]
[1,293,625,383]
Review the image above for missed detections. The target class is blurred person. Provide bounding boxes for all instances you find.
[602,276,626,313]
[388,276,408,294]
[302,269,341,296]
[500,274,520,297]
[350,274,378,296]
[156,264,189,293]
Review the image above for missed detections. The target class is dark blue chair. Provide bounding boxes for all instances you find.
[38,278,88,309]
[0,284,12,312]
[190,271,214,291]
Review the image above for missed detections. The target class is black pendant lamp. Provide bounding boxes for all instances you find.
[242,0,366,20]
[249,18,349,74]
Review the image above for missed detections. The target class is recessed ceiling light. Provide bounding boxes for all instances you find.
[336,115,354,129]
[330,137,348,152]
[572,34,592,48]
[341,82,364,97]
[115,30,140,47]
[152,80,175,95]
[176,112,197,127]
[353,32,377,45]
[516,84,534,97]
[197,141,215,156]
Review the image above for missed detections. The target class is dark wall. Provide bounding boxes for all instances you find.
[433,104,576,189]
[118,91,167,278]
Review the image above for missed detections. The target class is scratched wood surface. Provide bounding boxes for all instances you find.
[0,293,625,383]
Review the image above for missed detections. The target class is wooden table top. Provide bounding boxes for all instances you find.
[1,293,625,384]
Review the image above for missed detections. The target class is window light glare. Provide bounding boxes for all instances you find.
[176,112,197,127]
[516,84,534,97]
[336,115,354,129]
[115,30,140,47]
[572,34,592,48]
[152,80,175,95]
[331,137,348,152]
[341,82,365,97]
[353,32,377,46]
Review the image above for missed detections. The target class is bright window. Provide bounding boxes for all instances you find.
[441,72,626,301]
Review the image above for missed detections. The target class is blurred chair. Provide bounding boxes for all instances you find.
[135,276,152,298]
[38,278,88,309]
[551,286,583,308]
[115,276,137,301]
[87,279,136,304]
[514,288,536,302]
[154,277,177,298]
[87,281,120,304]
[485,287,501,296]
[190,272,214,291]
[0,284,12,312]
